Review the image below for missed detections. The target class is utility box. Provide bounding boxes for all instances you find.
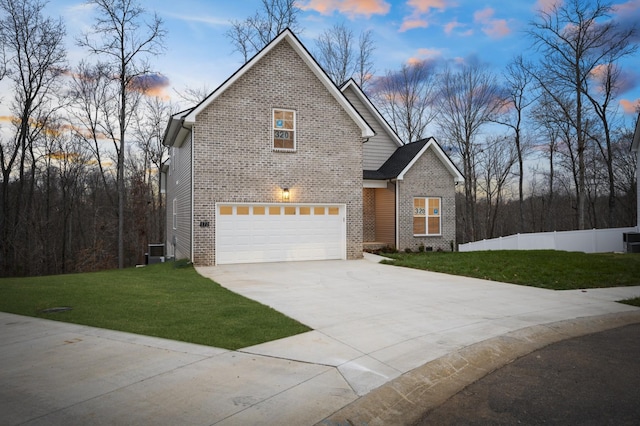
[147,244,165,264]
[623,233,640,253]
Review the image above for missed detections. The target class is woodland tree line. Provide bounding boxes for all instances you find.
[0,0,637,277]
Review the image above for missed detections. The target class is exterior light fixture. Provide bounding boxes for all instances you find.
[282,187,290,202]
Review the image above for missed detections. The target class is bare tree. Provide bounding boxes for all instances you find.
[528,0,638,229]
[0,0,66,275]
[226,0,301,62]
[174,84,212,106]
[68,61,117,206]
[315,22,375,90]
[133,95,173,242]
[494,55,536,233]
[611,127,638,225]
[435,61,503,242]
[40,123,90,274]
[583,62,629,227]
[477,136,518,239]
[78,0,166,269]
[373,59,438,143]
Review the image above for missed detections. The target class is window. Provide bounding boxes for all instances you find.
[273,109,296,151]
[172,199,177,229]
[413,197,441,236]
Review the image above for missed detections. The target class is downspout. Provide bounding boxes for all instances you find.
[394,179,399,250]
[185,121,195,265]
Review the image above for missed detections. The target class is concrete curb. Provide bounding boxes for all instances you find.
[317,310,640,426]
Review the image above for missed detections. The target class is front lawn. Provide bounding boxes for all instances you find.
[381,250,640,290]
[0,261,310,350]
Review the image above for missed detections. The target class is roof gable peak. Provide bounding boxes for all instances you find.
[181,29,373,139]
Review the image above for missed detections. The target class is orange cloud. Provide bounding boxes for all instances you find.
[613,0,640,13]
[535,0,562,14]
[620,99,639,114]
[474,7,511,38]
[298,0,391,18]
[444,19,462,35]
[407,0,447,13]
[400,18,429,32]
[415,48,441,57]
[0,115,111,140]
[407,48,442,66]
[474,8,493,22]
[128,73,171,100]
[400,0,449,32]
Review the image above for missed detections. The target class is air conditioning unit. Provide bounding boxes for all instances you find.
[147,244,165,264]
[623,233,640,253]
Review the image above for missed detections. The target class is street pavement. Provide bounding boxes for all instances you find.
[1,253,639,425]
[415,323,640,425]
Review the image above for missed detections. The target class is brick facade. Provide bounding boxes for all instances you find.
[191,40,363,265]
[363,188,376,242]
[397,148,457,252]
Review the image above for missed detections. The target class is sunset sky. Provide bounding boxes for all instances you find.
[1,0,638,126]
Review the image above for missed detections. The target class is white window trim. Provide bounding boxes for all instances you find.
[272,108,296,152]
[413,197,442,236]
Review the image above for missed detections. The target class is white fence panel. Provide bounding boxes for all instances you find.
[522,233,555,250]
[459,227,637,253]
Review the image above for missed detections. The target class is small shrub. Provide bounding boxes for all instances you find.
[405,248,412,253]
[418,243,425,252]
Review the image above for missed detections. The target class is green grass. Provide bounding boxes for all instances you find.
[620,297,640,307]
[381,250,640,290]
[0,261,310,350]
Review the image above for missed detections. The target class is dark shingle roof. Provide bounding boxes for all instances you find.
[363,138,430,180]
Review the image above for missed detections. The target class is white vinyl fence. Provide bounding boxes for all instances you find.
[458,227,638,253]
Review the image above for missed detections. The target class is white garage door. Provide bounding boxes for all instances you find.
[216,203,346,265]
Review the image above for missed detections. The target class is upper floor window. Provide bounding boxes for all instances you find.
[413,197,441,236]
[273,108,296,151]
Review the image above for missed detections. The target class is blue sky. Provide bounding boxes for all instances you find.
[7,0,640,121]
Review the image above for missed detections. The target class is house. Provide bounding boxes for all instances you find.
[162,29,463,266]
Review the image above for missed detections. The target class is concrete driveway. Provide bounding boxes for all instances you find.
[2,254,640,425]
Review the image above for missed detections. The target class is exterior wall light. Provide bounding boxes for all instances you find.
[282,187,290,202]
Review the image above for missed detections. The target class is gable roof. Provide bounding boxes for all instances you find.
[340,79,402,147]
[163,29,374,147]
[364,137,464,182]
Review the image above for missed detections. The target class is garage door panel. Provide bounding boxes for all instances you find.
[216,203,346,265]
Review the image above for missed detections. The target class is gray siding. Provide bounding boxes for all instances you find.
[165,133,193,260]
[342,85,399,170]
